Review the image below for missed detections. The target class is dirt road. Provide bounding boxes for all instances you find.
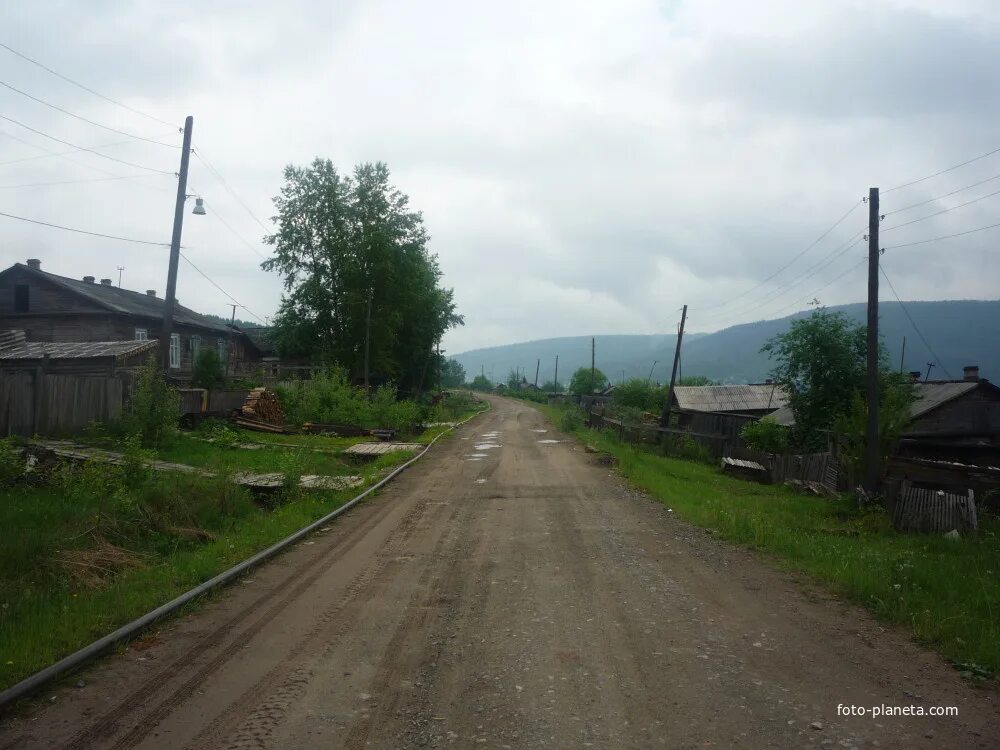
[2,396,998,749]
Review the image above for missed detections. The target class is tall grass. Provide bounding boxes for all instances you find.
[276,369,421,430]
[540,404,1000,677]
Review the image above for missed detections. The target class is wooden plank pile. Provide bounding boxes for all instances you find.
[233,388,287,432]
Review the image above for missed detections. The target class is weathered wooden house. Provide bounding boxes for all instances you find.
[0,330,158,376]
[0,259,261,379]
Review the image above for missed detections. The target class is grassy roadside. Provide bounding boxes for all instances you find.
[537,402,1000,680]
[0,396,486,692]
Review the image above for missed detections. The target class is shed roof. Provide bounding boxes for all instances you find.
[0,338,158,361]
[673,384,789,413]
[766,380,995,428]
[4,263,234,334]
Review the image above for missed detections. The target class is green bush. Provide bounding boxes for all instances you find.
[192,348,226,390]
[560,408,585,432]
[663,435,714,464]
[123,358,181,448]
[740,417,791,454]
[276,368,423,431]
[0,438,23,486]
[612,378,665,412]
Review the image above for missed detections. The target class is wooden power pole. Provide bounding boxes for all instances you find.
[534,358,540,388]
[864,187,881,494]
[363,293,372,392]
[590,338,597,396]
[554,355,559,392]
[161,115,194,371]
[659,305,687,428]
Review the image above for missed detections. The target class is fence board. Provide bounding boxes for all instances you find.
[0,372,129,436]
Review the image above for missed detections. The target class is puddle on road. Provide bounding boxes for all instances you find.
[530,429,548,433]
[474,443,501,450]
[465,453,489,458]
[475,478,487,484]
[537,439,560,444]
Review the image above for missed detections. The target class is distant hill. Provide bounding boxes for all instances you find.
[452,300,1000,385]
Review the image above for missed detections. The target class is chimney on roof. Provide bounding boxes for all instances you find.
[146,289,156,297]
[26,258,41,270]
[100,278,112,286]
[963,365,980,382]
[83,276,95,284]
[764,378,773,385]
[909,371,922,383]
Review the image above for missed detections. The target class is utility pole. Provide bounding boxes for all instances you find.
[225,303,236,376]
[436,340,441,391]
[659,305,687,428]
[534,358,540,388]
[116,265,125,288]
[363,293,372,392]
[899,336,906,374]
[646,360,656,384]
[863,186,881,495]
[161,115,194,371]
[554,355,559,392]
[924,362,935,382]
[590,338,597,396]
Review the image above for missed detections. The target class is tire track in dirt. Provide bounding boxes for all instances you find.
[339,486,487,749]
[59,477,428,750]
[195,493,462,750]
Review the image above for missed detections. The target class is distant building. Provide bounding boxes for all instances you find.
[0,259,261,379]
[670,382,789,417]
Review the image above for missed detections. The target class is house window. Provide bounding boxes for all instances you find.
[190,335,201,361]
[217,339,227,362]
[169,333,181,369]
[134,328,148,341]
[14,284,29,312]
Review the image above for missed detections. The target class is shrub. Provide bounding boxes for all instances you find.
[560,407,584,433]
[123,358,181,448]
[663,435,714,464]
[0,438,23,486]
[740,417,791,454]
[612,379,665,412]
[192,348,226,390]
[370,384,421,430]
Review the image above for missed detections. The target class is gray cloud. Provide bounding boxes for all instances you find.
[0,0,997,355]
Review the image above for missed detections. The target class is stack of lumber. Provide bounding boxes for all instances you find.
[240,388,285,424]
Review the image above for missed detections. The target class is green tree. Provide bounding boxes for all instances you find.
[834,374,915,475]
[539,380,562,392]
[740,417,791,454]
[762,308,910,452]
[568,367,608,395]
[612,378,665,411]
[440,359,466,387]
[469,374,492,391]
[763,309,867,448]
[506,369,523,390]
[123,358,180,448]
[263,160,463,391]
[192,348,225,390]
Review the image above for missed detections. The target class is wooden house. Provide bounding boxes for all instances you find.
[0,259,261,380]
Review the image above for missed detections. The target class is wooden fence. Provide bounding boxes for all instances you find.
[0,371,133,437]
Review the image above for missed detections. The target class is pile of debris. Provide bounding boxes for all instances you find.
[233,388,287,432]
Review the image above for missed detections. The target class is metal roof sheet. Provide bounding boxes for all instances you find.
[0,339,158,361]
[673,384,789,413]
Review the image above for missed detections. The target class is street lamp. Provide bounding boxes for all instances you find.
[192,197,207,215]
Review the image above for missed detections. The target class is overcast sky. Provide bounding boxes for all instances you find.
[1,0,998,354]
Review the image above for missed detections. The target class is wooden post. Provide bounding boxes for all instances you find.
[590,338,597,396]
[899,336,906,374]
[659,305,687,428]
[646,360,656,384]
[554,355,559,392]
[364,293,372,393]
[864,187,881,494]
[534,358,540,388]
[161,115,194,371]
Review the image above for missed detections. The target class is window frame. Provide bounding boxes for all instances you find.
[169,333,181,369]
[134,327,148,341]
[190,334,201,361]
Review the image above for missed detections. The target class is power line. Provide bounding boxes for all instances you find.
[0,209,169,246]
[884,144,1000,194]
[192,148,271,233]
[0,41,176,128]
[883,172,1000,216]
[0,79,178,147]
[769,256,868,318]
[881,188,1000,234]
[187,190,269,261]
[0,114,175,174]
[0,173,168,189]
[879,263,953,379]
[178,251,267,323]
[883,220,1000,249]
[0,132,136,167]
[696,199,863,313]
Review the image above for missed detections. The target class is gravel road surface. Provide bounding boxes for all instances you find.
[2,395,998,749]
